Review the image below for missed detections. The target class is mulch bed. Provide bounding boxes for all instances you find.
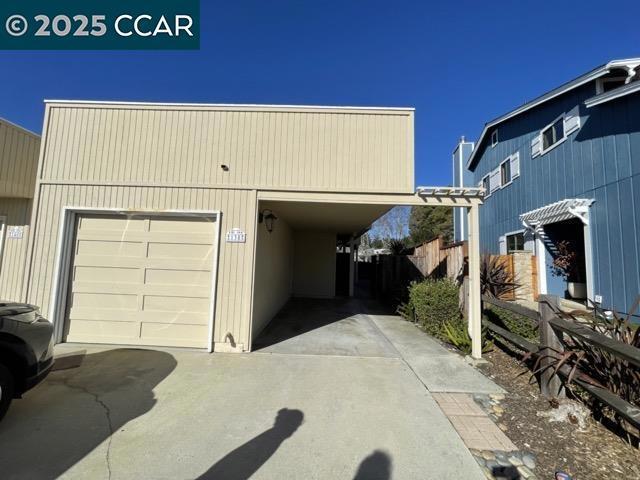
[477,346,640,480]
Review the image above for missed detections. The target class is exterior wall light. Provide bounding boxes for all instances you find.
[259,209,278,233]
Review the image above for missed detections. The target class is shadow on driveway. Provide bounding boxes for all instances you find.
[197,408,304,480]
[252,297,394,352]
[0,348,176,479]
[354,450,392,480]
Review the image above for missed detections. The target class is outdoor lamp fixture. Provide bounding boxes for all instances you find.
[259,209,278,233]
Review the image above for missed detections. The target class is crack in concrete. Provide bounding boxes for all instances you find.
[50,375,115,480]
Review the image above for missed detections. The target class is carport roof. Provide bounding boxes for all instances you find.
[260,200,391,235]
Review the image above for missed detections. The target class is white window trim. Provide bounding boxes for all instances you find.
[499,158,513,188]
[504,229,526,252]
[491,130,498,147]
[481,174,491,198]
[539,115,567,155]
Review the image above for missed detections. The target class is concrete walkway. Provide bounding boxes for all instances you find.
[0,299,504,479]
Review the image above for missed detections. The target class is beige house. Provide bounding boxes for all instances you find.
[0,118,40,301]
[16,101,484,356]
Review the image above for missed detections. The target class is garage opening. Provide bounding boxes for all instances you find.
[250,200,394,352]
[56,211,220,350]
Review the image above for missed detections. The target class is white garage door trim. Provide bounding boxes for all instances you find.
[49,207,222,352]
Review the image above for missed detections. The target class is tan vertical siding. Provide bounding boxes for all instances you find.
[0,120,39,198]
[251,217,294,340]
[40,103,414,194]
[0,198,32,300]
[0,120,39,300]
[26,185,257,351]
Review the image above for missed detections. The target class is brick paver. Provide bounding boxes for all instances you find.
[433,393,517,451]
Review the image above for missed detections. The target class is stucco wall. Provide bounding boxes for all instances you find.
[292,231,336,298]
[251,217,294,341]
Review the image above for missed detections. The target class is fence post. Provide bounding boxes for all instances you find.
[538,294,565,398]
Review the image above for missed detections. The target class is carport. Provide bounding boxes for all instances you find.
[250,187,484,358]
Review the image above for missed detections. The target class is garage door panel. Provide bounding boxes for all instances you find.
[140,323,209,348]
[149,217,215,233]
[145,268,211,287]
[72,282,210,298]
[72,292,138,310]
[147,242,214,260]
[143,295,210,314]
[72,256,146,270]
[66,213,217,349]
[142,284,211,298]
[74,266,140,283]
[67,320,141,341]
[144,258,214,270]
[76,240,145,257]
[70,308,209,325]
[78,215,146,231]
[145,232,215,243]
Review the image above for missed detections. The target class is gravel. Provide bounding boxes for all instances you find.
[477,347,640,480]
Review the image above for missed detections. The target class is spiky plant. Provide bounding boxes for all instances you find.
[387,238,406,255]
[530,296,640,439]
[480,254,520,299]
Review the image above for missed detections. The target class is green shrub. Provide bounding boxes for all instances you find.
[408,278,460,338]
[442,320,493,355]
[485,304,538,341]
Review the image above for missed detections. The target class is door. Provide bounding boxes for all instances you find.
[65,214,218,348]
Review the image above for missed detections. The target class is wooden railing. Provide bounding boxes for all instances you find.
[481,294,640,430]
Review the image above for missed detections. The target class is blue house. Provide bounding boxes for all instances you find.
[458,58,640,315]
[452,137,475,242]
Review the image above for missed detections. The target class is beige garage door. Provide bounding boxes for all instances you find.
[65,214,218,348]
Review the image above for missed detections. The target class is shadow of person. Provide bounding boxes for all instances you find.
[198,408,304,480]
[0,348,177,480]
[353,450,392,480]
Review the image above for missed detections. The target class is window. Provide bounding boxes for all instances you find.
[500,159,511,186]
[491,130,498,147]
[541,118,565,152]
[506,232,525,252]
[482,175,490,195]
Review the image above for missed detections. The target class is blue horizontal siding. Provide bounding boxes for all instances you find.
[472,82,640,313]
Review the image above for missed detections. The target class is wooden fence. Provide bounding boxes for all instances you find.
[482,294,640,431]
[408,237,467,283]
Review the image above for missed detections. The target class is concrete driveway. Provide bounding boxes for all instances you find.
[0,299,502,479]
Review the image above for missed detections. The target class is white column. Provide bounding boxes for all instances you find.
[467,204,482,359]
[535,233,548,295]
[583,217,594,301]
[348,239,355,297]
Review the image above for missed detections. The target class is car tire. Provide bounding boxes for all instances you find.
[0,363,14,422]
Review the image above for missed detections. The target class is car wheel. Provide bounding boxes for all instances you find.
[0,363,14,422]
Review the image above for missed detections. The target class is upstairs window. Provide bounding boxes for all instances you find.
[491,130,498,147]
[541,118,565,152]
[506,232,525,252]
[500,159,511,186]
[482,175,490,195]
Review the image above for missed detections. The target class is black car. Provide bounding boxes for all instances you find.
[0,302,54,421]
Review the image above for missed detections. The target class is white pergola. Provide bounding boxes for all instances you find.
[520,198,595,300]
[415,186,485,358]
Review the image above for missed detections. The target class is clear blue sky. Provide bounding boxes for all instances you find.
[1,0,638,187]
